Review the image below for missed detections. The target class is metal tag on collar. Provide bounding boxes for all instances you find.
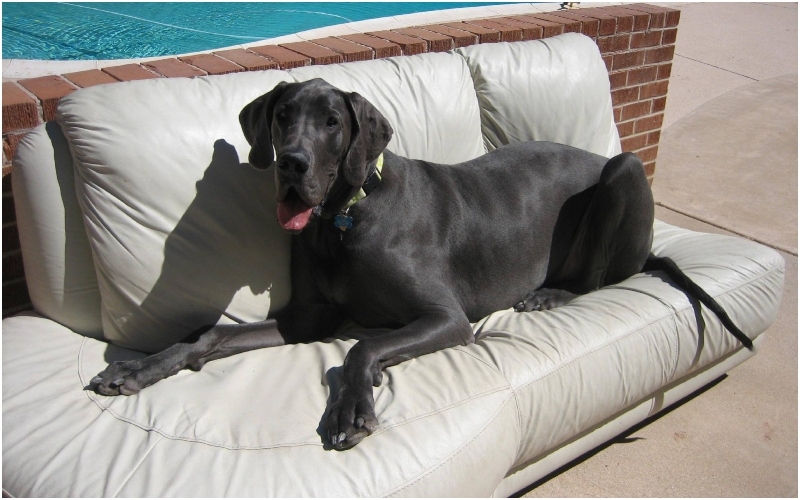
[334,213,353,231]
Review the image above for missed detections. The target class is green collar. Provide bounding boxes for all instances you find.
[344,152,384,209]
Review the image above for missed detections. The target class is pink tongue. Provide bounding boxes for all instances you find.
[277,198,313,231]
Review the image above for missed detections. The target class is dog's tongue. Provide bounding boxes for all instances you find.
[277,198,313,231]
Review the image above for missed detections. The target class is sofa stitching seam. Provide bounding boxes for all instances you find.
[382,392,517,497]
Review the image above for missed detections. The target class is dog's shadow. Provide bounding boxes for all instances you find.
[102,139,289,360]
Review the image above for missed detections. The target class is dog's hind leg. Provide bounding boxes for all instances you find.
[517,152,654,312]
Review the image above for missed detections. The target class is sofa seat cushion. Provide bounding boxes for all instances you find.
[2,221,783,497]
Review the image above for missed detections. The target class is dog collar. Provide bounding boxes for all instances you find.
[345,152,383,209]
[334,153,384,232]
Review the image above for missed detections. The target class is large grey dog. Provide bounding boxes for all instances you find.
[90,78,751,450]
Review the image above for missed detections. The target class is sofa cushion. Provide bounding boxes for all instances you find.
[288,50,485,163]
[2,221,783,497]
[456,33,622,157]
[12,122,103,337]
[57,71,295,353]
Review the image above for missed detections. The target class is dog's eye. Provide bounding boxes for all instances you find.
[327,117,338,128]
[276,110,287,121]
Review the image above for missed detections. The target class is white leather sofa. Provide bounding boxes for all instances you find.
[3,33,784,497]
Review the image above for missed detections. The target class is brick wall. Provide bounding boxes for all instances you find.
[1,3,679,317]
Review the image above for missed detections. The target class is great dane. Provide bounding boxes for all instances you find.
[90,78,752,450]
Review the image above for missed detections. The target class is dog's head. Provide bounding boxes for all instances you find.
[239,79,393,233]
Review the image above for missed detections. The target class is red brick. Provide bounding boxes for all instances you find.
[645,45,675,64]
[63,69,120,88]
[2,83,39,133]
[17,76,78,122]
[464,19,522,42]
[310,37,373,62]
[441,22,500,44]
[142,58,206,78]
[662,27,678,45]
[609,71,627,90]
[611,50,646,71]
[636,144,659,162]
[339,34,401,59]
[591,7,634,33]
[614,107,624,125]
[621,100,651,121]
[616,7,651,31]
[3,133,27,162]
[634,113,664,134]
[621,132,648,152]
[279,41,342,65]
[366,31,426,56]
[652,96,667,113]
[644,161,656,177]
[616,120,635,139]
[419,25,478,48]
[393,27,453,52]
[491,18,543,41]
[545,11,601,38]
[597,34,630,53]
[214,49,279,71]
[647,130,661,146]
[631,30,662,48]
[657,63,673,81]
[249,45,311,69]
[602,55,613,72]
[511,15,565,38]
[103,64,161,82]
[611,86,640,107]
[640,80,669,99]
[573,7,618,36]
[627,66,658,85]
[179,53,245,75]
[625,4,673,29]
[525,13,581,33]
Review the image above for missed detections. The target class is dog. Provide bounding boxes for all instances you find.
[89,78,752,450]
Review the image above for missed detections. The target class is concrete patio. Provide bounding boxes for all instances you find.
[523,2,798,497]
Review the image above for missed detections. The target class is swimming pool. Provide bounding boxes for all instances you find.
[3,2,509,60]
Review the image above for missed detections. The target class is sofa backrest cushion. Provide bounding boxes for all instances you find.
[57,71,294,352]
[457,33,621,157]
[12,123,103,337]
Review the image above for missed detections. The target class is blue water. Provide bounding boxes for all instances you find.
[3,2,509,60]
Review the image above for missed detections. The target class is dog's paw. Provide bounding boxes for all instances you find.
[88,360,151,396]
[327,385,379,450]
[514,288,577,312]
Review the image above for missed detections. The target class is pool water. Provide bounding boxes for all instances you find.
[3,2,508,60]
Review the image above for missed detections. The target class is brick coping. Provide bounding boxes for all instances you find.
[2,2,572,82]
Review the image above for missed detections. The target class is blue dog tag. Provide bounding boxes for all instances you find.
[334,214,354,231]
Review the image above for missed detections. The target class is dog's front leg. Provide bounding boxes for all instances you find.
[327,308,474,450]
[89,320,287,396]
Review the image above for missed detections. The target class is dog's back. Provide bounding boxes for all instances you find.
[346,142,610,321]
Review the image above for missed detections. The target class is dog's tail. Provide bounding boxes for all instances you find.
[643,255,754,351]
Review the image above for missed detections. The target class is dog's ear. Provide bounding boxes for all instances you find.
[239,81,288,170]
[342,92,393,187]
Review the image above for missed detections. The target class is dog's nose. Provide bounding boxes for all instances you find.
[277,152,310,174]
